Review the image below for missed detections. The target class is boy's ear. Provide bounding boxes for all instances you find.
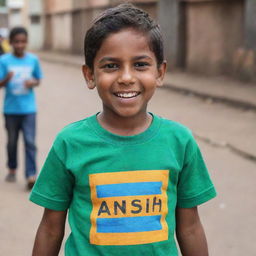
[156,61,167,87]
[82,65,95,89]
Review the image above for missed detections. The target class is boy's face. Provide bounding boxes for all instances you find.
[83,28,166,119]
[11,33,27,56]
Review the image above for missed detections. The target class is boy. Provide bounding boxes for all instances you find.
[0,27,43,189]
[30,4,216,256]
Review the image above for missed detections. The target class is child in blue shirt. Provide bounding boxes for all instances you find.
[0,27,43,189]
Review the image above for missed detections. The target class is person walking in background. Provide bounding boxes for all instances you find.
[0,27,43,190]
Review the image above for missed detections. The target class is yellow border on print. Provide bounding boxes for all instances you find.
[89,170,169,245]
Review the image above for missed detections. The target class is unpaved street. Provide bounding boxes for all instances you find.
[0,61,256,255]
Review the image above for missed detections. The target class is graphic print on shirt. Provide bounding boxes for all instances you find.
[89,170,169,245]
[9,66,32,95]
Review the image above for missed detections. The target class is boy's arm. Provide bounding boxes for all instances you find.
[0,72,13,88]
[32,208,67,256]
[176,207,209,256]
[27,56,43,88]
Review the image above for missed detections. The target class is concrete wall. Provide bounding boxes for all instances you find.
[245,0,256,50]
[52,13,72,51]
[44,14,52,49]
[231,0,256,82]
[43,0,73,52]
[44,0,72,13]
[28,0,44,50]
[72,7,104,55]
[110,0,157,17]
[71,0,157,54]
[132,1,157,18]
[28,0,42,14]
[41,0,255,82]
[29,19,44,50]
[43,0,157,54]
[73,0,109,9]
[44,0,52,13]
[0,11,8,28]
[8,9,21,27]
[158,0,256,82]
[186,0,244,75]
[158,0,181,70]
[72,9,91,55]
[9,9,29,28]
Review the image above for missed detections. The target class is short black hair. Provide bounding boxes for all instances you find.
[84,3,164,69]
[9,27,28,42]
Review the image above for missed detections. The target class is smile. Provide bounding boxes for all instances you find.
[114,92,140,99]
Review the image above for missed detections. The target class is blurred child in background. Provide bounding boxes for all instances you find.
[0,27,43,189]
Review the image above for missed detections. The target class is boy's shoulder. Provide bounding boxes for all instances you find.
[56,114,194,138]
[25,52,40,61]
[0,52,39,62]
[159,115,193,139]
[0,52,12,62]
[53,114,195,146]
[158,115,198,155]
[55,116,92,142]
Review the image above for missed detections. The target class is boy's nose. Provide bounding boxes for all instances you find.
[16,43,24,48]
[117,68,135,86]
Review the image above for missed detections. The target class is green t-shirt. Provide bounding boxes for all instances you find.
[30,113,216,256]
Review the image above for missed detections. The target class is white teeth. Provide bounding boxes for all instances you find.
[115,92,139,98]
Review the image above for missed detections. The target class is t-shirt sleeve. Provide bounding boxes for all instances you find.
[32,56,43,80]
[0,58,7,80]
[177,136,217,208]
[29,139,74,211]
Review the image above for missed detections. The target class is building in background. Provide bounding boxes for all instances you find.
[241,0,256,82]
[2,0,255,82]
[42,0,255,82]
[0,0,8,34]
[27,0,44,50]
[44,0,73,51]
[7,0,29,28]
[43,0,157,54]
[158,0,256,82]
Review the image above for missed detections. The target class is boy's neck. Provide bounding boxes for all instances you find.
[97,111,152,136]
[13,51,25,58]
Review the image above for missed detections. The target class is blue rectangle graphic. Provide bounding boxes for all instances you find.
[97,215,162,233]
[96,182,162,198]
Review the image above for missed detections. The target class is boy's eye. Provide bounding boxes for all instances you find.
[102,63,119,69]
[134,62,150,69]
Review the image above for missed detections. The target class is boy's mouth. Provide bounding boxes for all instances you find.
[114,91,140,99]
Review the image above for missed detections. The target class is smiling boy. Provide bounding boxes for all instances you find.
[30,4,216,256]
[83,28,164,135]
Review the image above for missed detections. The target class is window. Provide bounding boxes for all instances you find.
[31,15,40,24]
